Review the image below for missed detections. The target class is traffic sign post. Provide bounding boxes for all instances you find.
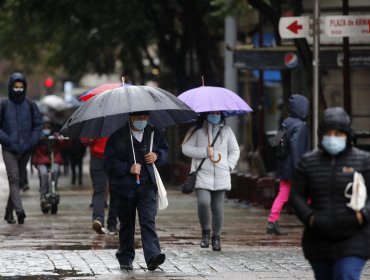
[278,16,310,39]
[325,15,370,37]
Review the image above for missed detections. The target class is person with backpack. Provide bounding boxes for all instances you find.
[0,72,42,224]
[266,94,310,235]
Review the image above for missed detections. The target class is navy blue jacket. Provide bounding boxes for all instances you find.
[104,124,169,197]
[277,94,310,180]
[0,72,42,155]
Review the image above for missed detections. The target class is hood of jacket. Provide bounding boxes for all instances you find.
[8,72,27,104]
[318,107,353,142]
[289,94,309,120]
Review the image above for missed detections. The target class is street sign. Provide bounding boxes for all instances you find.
[279,16,310,39]
[325,15,370,37]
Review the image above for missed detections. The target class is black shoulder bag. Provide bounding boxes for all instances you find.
[181,128,222,194]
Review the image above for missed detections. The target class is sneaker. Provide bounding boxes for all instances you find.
[147,253,165,271]
[92,220,106,234]
[266,221,287,235]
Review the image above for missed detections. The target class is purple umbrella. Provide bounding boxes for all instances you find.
[178,86,253,116]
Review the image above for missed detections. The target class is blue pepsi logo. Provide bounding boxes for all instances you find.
[284,53,298,68]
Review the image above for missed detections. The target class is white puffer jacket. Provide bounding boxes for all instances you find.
[182,122,240,191]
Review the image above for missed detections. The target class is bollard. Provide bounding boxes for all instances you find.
[257,177,279,209]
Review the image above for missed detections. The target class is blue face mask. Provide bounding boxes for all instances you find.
[321,135,347,155]
[207,114,221,125]
[42,129,51,136]
[132,120,147,131]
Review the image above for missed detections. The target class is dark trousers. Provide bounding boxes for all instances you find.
[90,156,117,227]
[2,149,30,214]
[115,184,160,265]
[107,185,118,227]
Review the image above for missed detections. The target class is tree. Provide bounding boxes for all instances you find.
[0,0,225,92]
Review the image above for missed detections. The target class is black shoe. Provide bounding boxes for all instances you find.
[17,212,26,224]
[147,253,165,271]
[4,210,16,224]
[212,235,221,251]
[21,184,30,192]
[266,221,287,235]
[119,263,133,270]
[107,224,118,234]
[200,229,210,248]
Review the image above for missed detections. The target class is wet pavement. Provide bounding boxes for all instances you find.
[0,156,370,279]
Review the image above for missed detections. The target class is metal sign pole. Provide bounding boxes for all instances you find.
[313,0,320,148]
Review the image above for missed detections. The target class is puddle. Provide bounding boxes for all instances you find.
[3,269,93,279]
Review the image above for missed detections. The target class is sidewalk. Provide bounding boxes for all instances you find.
[0,156,369,279]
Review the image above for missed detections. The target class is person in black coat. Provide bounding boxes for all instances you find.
[103,111,169,271]
[290,107,370,280]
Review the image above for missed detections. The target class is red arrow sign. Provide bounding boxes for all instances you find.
[287,20,303,34]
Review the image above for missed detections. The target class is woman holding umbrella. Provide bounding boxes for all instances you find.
[181,111,240,251]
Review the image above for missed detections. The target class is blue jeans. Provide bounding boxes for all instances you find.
[310,257,366,280]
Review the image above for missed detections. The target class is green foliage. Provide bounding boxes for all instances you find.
[0,0,226,90]
[211,0,250,17]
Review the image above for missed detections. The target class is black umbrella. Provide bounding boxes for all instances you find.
[60,85,198,138]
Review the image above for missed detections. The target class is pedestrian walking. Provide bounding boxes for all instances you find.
[181,111,240,251]
[290,107,370,280]
[103,111,168,271]
[266,94,310,235]
[0,72,42,224]
[81,137,118,234]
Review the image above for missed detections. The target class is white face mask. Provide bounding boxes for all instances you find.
[13,88,24,93]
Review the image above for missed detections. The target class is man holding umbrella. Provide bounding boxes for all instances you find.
[103,111,168,271]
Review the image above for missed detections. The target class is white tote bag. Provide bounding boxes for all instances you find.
[153,163,168,210]
[344,171,367,211]
[150,131,168,210]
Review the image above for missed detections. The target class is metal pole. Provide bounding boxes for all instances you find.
[313,0,320,148]
[224,16,239,139]
[258,12,265,151]
[343,0,351,115]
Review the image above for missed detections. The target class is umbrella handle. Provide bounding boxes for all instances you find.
[209,153,221,163]
[136,174,140,185]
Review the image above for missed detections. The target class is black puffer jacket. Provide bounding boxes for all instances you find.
[290,107,370,261]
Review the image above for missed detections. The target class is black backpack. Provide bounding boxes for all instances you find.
[269,124,290,159]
